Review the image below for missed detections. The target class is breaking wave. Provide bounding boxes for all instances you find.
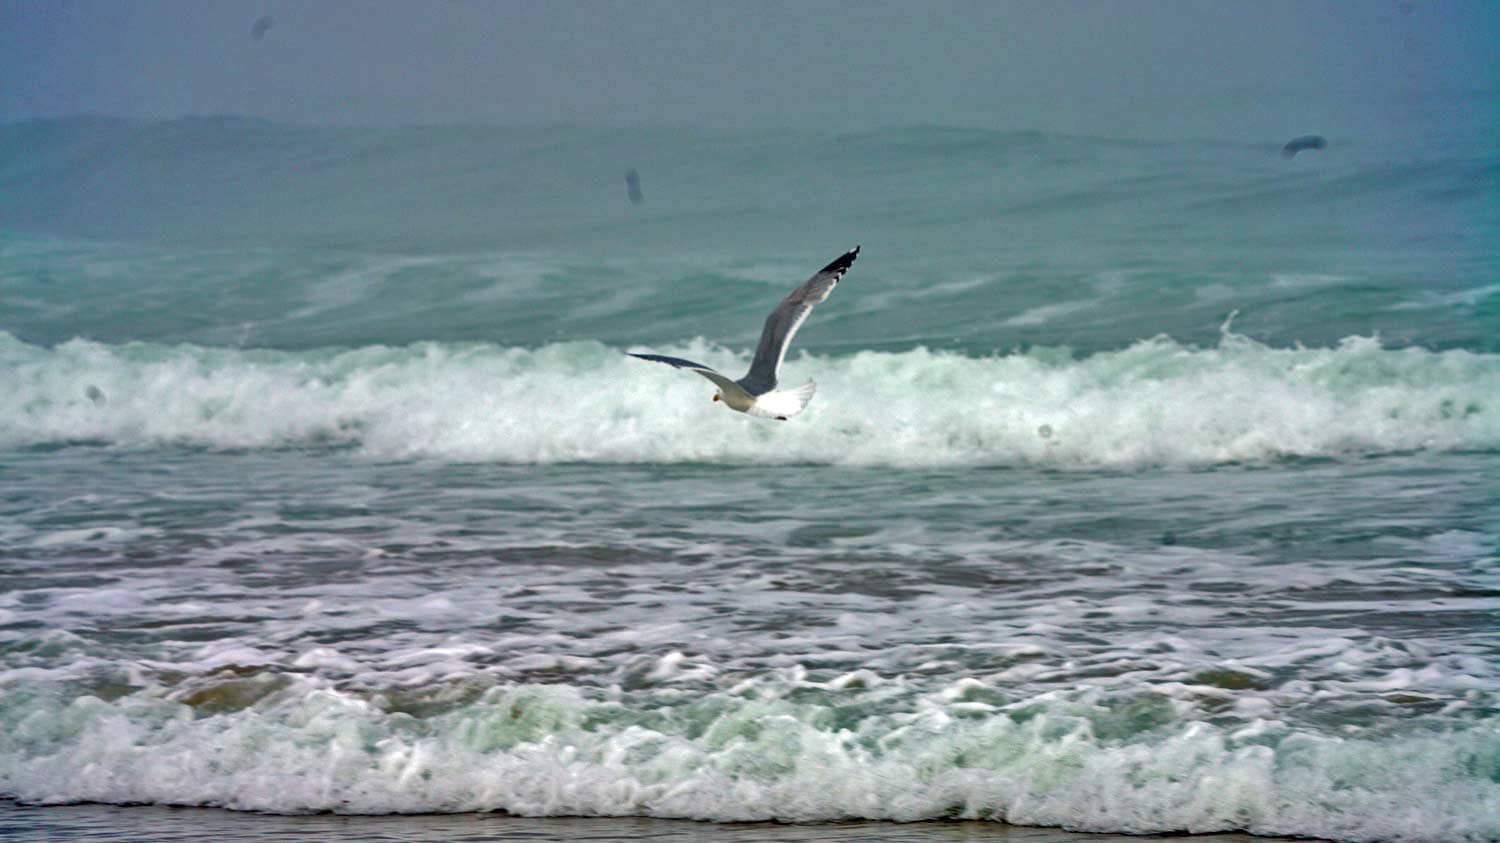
[3,330,1496,468]
[1,674,1495,842]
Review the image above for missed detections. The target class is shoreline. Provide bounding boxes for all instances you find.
[0,800,1326,843]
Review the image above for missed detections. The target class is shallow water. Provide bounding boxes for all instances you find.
[0,800,1315,843]
[2,447,1495,840]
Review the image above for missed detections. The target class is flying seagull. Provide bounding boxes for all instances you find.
[629,246,859,420]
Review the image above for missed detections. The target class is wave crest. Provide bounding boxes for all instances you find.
[2,332,1495,467]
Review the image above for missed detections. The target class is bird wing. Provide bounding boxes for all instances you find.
[627,352,743,395]
[738,245,859,395]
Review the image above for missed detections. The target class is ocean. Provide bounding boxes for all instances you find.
[0,113,1497,842]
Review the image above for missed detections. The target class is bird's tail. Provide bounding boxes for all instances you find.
[747,380,817,420]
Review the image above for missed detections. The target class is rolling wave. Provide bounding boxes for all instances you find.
[4,330,1495,468]
[1,675,1494,841]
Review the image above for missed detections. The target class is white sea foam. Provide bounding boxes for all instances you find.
[1389,282,1500,311]
[1001,299,1094,327]
[0,492,1493,840]
[1,331,1496,467]
[0,679,1495,842]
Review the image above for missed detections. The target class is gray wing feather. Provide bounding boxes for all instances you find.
[737,246,859,395]
[627,352,742,394]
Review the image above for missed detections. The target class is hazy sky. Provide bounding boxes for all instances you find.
[3,0,1496,137]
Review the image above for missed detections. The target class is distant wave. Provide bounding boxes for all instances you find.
[3,330,1495,468]
[2,116,1493,255]
[4,117,1496,359]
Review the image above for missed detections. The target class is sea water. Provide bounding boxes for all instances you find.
[0,113,1497,842]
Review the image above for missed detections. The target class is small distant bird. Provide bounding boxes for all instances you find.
[629,246,859,420]
[625,168,644,205]
[251,15,275,41]
[1282,135,1327,158]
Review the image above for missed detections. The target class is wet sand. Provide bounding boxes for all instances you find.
[0,800,1322,843]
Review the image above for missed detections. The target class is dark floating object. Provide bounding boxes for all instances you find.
[1282,135,1327,158]
[625,168,644,205]
[250,15,275,41]
[85,385,106,405]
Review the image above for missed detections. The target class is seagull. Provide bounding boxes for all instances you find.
[629,246,859,420]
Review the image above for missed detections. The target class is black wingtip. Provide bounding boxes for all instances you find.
[626,352,716,372]
[819,245,860,276]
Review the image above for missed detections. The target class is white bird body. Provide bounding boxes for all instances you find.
[629,246,859,420]
[724,379,817,419]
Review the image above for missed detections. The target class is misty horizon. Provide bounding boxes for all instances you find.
[3,1,1496,142]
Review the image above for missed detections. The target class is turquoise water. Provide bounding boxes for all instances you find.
[1,114,1497,842]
